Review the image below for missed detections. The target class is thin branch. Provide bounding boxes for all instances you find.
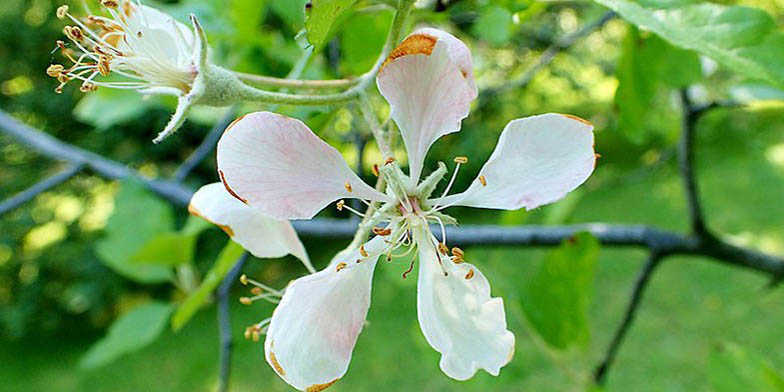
[0,163,83,215]
[678,89,707,235]
[357,94,392,159]
[480,11,616,100]
[234,72,358,90]
[231,0,415,107]
[216,253,248,392]
[0,110,194,205]
[172,107,236,183]
[3,110,783,278]
[594,252,663,385]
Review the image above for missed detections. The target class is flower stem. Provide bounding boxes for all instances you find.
[230,0,415,107]
[234,72,359,90]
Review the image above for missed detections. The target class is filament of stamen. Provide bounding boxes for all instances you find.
[432,160,462,210]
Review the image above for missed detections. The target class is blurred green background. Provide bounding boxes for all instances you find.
[1,0,784,391]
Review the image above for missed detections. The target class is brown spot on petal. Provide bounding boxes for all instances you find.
[187,203,235,237]
[224,114,247,134]
[219,170,248,204]
[306,379,339,392]
[559,113,593,127]
[380,34,437,72]
[269,350,285,376]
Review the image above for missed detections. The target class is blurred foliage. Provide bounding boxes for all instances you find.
[1,0,784,390]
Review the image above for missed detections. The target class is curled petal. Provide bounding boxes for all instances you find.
[217,112,389,220]
[414,227,515,380]
[123,5,195,66]
[409,28,476,92]
[377,38,477,184]
[188,183,310,266]
[435,113,596,210]
[264,236,387,391]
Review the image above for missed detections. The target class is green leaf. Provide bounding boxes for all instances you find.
[73,89,152,130]
[171,241,245,331]
[95,180,174,284]
[340,9,393,75]
[305,0,359,51]
[709,342,784,392]
[129,232,196,267]
[270,0,308,30]
[615,27,701,143]
[471,5,514,46]
[520,232,600,349]
[231,0,268,45]
[595,0,784,88]
[79,301,173,369]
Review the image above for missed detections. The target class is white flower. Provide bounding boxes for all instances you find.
[216,28,597,391]
[49,1,224,143]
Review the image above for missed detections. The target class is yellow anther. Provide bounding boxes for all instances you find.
[384,157,395,165]
[371,164,380,177]
[373,227,392,236]
[250,287,263,295]
[453,156,468,164]
[239,297,253,305]
[336,200,345,211]
[240,274,248,285]
[344,181,352,193]
[478,175,487,186]
[243,327,252,340]
[56,5,69,20]
[451,247,464,263]
[64,26,84,41]
[80,82,98,92]
[101,0,119,8]
[359,245,368,258]
[46,64,64,77]
[252,330,260,342]
[98,56,111,76]
[464,269,475,280]
[336,262,347,272]
[56,74,71,84]
[438,242,449,255]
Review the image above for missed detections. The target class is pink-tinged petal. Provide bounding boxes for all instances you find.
[414,227,515,380]
[377,38,477,184]
[436,113,596,210]
[188,183,310,265]
[264,236,387,391]
[217,112,389,220]
[409,27,476,92]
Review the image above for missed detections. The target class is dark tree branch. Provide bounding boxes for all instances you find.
[2,110,783,278]
[216,253,248,392]
[594,252,663,385]
[0,163,83,216]
[0,110,194,206]
[480,11,616,101]
[678,90,707,235]
[172,107,236,183]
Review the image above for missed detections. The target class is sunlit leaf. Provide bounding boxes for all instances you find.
[520,232,600,349]
[79,301,173,369]
[171,241,245,331]
[73,89,152,130]
[305,0,359,51]
[709,342,784,392]
[95,180,174,284]
[340,9,393,75]
[129,232,196,267]
[595,0,784,88]
[615,27,701,143]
